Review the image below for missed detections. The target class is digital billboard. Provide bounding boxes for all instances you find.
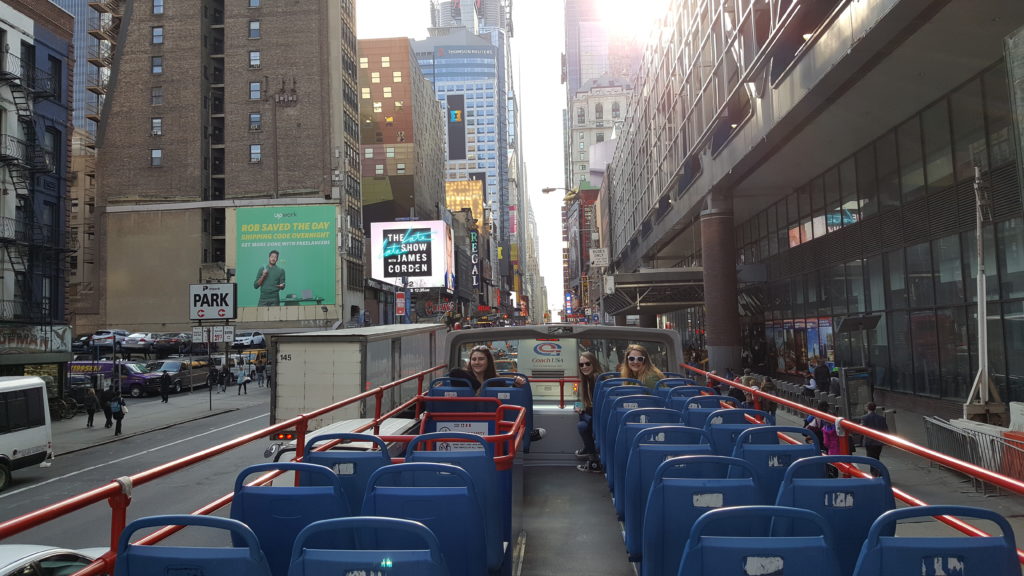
[236,206,337,307]
[446,94,466,160]
[370,220,454,291]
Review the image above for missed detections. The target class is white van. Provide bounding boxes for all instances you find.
[208,354,248,381]
[0,377,52,491]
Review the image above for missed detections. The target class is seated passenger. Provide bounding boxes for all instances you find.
[619,343,665,391]
[575,351,603,472]
[450,345,545,441]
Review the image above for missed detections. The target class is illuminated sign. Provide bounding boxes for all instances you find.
[370,220,454,290]
[446,94,466,160]
[470,229,480,287]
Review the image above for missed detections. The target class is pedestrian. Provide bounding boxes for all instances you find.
[759,376,778,418]
[208,366,218,391]
[159,370,171,403]
[238,372,249,395]
[575,351,604,472]
[84,387,101,428]
[220,365,230,393]
[100,386,114,428]
[857,402,888,475]
[255,361,266,387]
[812,362,831,394]
[110,393,127,436]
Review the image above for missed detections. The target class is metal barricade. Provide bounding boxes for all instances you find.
[922,416,1024,494]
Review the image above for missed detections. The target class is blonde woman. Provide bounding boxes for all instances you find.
[619,344,665,391]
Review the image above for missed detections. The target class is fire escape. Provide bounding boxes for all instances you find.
[0,50,63,323]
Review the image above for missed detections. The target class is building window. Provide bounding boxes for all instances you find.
[595,103,604,120]
[152,26,164,44]
[249,112,262,131]
[249,0,260,6]
[153,0,164,14]
[248,20,261,39]
[596,132,604,143]
[249,50,261,68]
[394,101,403,109]
[612,101,620,118]
[386,147,395,158]
[373,101,382,113]
[151,86,164,105]
[361,87,370,99]
[381,56,390,67]
[371,71,380,83]
[383,86,392,98]
[393,71,402,82]
[150,149,163,166]
[397,163,406,174]
[359,57,368,68]
[151,117,163,135]
[249,81,261,100]
[250,144,262,163]
[364,148,373,158]
[375,164,384,175]
[151,55,163,74]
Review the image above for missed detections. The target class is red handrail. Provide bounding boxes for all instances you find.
[684,363,1024,564]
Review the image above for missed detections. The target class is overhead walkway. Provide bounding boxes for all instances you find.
[600,267,704,317]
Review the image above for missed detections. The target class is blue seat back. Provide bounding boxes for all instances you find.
[664,384,718,406]
[480,376,533,453]
[363,462,487,576]
[702,408,773,455]
[423,380,485,415]
[287,516,449,576]
[776,455,896,576]
[677,506,841,576]
[593,378,642,444]
[730,426,820,504]
[115,515,272,576]
[653,378,700,400]
[661,371,686,379]
[405,432,503,571]
[642,456,764,576]
[595,384,648,447]
[852,505,1018,576]
[677,395,736,427]
[230,462,352,576]
[624,426,713,561]
[300,433,393,516]
[601,394,664,479]
[611,408,682,518]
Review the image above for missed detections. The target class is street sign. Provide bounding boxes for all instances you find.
[590,248,609,267]
[209,325,236,344]
[192,326,208,343]
[604,275,615,295]
[396,292,407,316]
[189,284,237,320]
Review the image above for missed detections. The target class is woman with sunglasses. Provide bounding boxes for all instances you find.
[451,345,544,442]
[619,344,665,391]
[575,351,604,471]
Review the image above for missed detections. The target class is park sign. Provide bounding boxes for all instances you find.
[189,283,237,320]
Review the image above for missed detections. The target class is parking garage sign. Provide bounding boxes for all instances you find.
[189,284,237,320]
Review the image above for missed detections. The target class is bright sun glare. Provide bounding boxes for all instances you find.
[594,0,668,41]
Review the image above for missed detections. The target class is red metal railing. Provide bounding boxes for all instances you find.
[0,365,461,576]
[685,363,1024,564]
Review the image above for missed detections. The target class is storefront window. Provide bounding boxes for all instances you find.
[922,98,954,192]
[889,311,913,393]
[996,217,1024,300]
[983,63,1015,168]
[830,263,847,315]
[936,307,970,400]
[847,259,865,313]
[898,116,925,203]
[867,254,885,312]
[967,303,1007,398]
[856,145,878,218]
[1003,301,1024,402]
[868,314,890,390]
[933,234,964,306]
[906,242,934,308]
[911,310,939,396]
[876,131,901,211]
[950,77,987,181]
[886,249,908,309]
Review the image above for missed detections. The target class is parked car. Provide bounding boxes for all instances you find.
[233,330,265,348]
[89,329,129,350]
[68,360,161,398]
[145,358,211,392]
[153,333,192,355]
[123,332,158,355]
[0,544,106,576]
[71,335,92,354]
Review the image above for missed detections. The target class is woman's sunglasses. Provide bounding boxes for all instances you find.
[627,356,645,362]
[579,362,592,367]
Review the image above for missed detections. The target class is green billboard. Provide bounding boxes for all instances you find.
[236,206,336,307]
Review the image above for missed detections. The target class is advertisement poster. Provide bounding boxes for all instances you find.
[370,220,454,291]
[236,206,337,307]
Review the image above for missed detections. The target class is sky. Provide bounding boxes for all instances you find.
[355,0,660,315]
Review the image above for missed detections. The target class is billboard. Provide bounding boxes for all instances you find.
[236,206,337,307]
[370,220,454,291]
[446,94,466,160]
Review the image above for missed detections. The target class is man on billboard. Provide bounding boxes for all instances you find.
[254,249,286,306]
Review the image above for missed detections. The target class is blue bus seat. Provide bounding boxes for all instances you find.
[653,378,700,400]
[729,426,820,504]
[595,384,648,451]
[593,378,643,445]
[851,505,1018,576]
[775,455,896,576]
[601,394,665,480]
[404,432,504,571]
[300,432,393,517]
[677,395,737,428]
[624,426,713,562]
[423,380,488,416]
[287,516,449,576]
[362,462,487,576]
[480,376,533,453]
[230,462,352,576]
[676,506,841,576]
[664,385,718,408]
[115,515,272,576]
[661,371,686,379]
[642,456,765,576]
[702,408,773,456]
[611,408,683,519]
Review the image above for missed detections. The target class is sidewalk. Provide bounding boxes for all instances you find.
[52,383,271,456]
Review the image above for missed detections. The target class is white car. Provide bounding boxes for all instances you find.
[233,330,265,348]
[0,544,106,576]
[122,332,158,354]
[89,329,129,350]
